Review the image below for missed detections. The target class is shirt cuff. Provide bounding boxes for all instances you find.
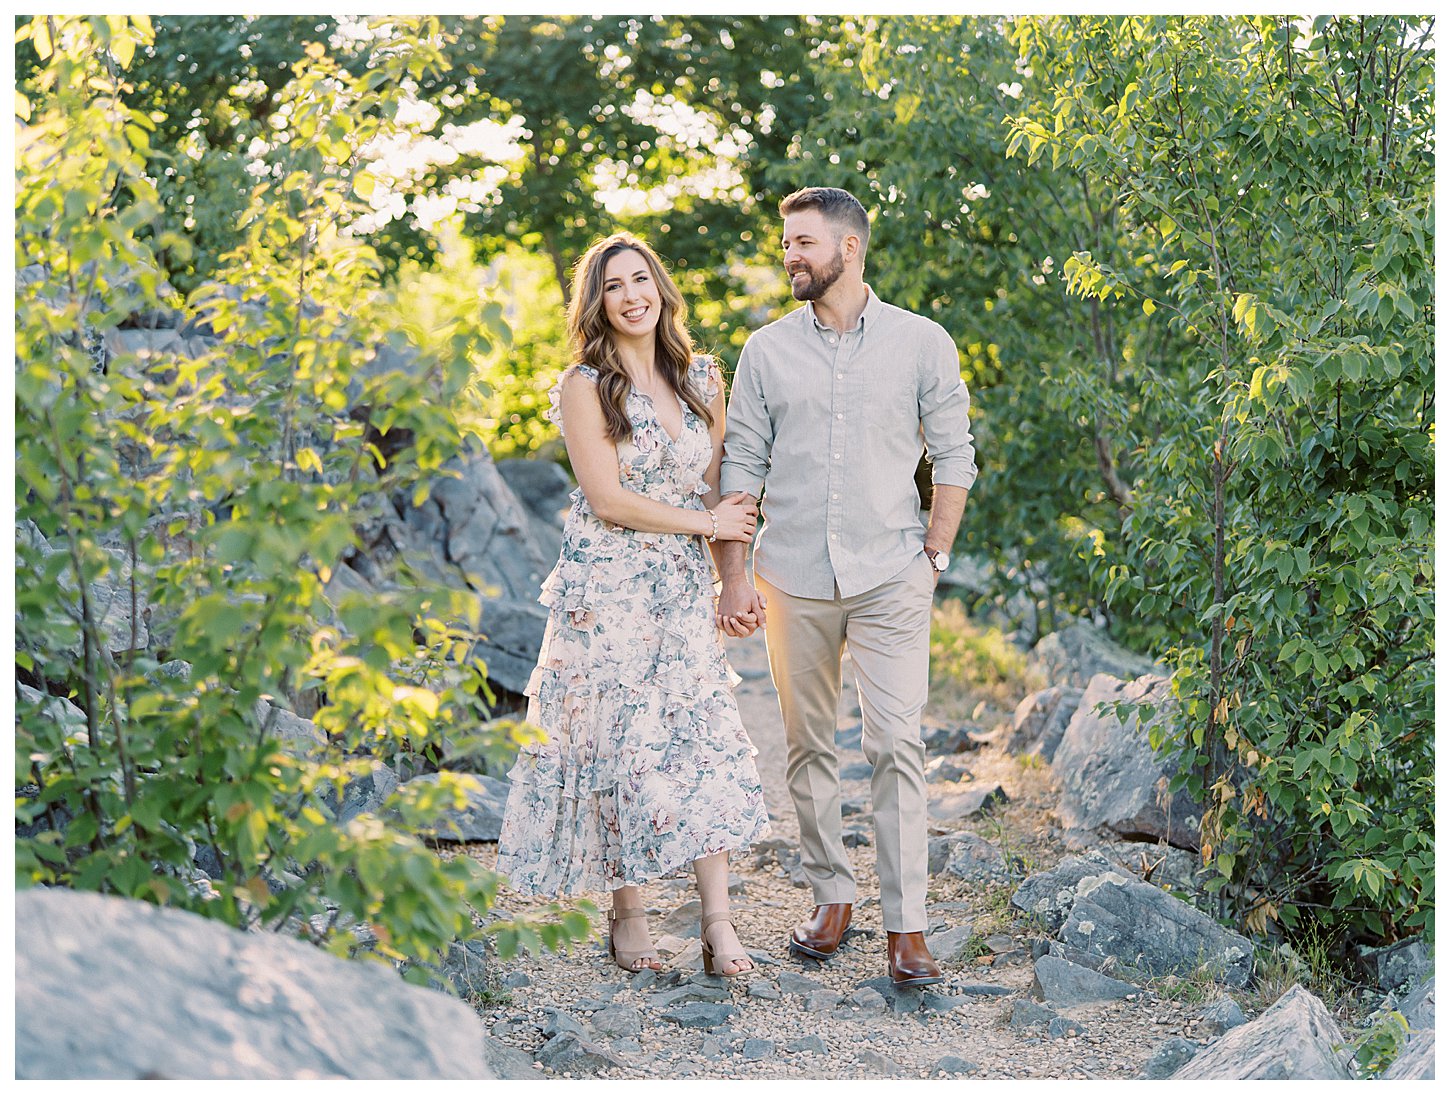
[930,459,978,491]
[719,467,765,498]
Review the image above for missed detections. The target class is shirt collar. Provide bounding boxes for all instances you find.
[805,284,881,336]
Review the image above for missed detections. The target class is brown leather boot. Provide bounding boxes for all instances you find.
[787,903,853,959]
[887,931,944,986]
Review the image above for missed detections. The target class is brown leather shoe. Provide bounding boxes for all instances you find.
[788,903,853,959]
[887,931,944,986]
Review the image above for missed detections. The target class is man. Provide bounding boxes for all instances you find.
[716,186,977,986]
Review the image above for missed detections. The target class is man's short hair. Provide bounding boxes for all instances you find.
[779,186,870,255]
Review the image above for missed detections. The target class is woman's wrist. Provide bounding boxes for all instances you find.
[705,508,719,542]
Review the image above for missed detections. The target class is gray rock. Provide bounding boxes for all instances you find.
[858,1048,904,1074]
[923,755,974,783]
[1010,851,1136,933]
[495,458,572,561]
[1398,974,1436,1033]
[835,723,863,751]
[842,827,872,848]
[949,980,1013,996]
[1028,619,1154,688]
[842,987,888,1015]
[1198,997,1248,1037]
[1031,955,1135,1007]
[257,702,329,757]
[326,762,400,825]
[589,1006,642,1040]
[928,924,982,965]
[927,782,1008,822]
[922,991,969,1012]
[855,976,927,1013]
[502,970,531,988]
[655,898,702,938]
[929,832,1008,881]
[482,1038,538,1079]
[1355,935,1431,993]
[999,684,1084,760]
[747,980,780,1001]
[407,449,553,602]
[1048,1015,1086,1038]
[541,1009,587,1039]
[839,760,874,781]
[470,596,551,697]
[1058,872,1255,987]
[495,458,573,528]
[1138,1036,1200,1078]
[787,1034,828,1055]
[534,1031,627,1074]
[740,1038,775,1060]
[15,889,489,1079]
[921,720,983,754]
[803,989,843,1012]
[933,1055,979,1074]
[1051,674,1202,849]
[658,1002,734,1029]
[406,772,509,842]
[777,971,829,996]
[1381,1027,1434,1080]
[648,982,730,1008]
[1009,998,1056,1030]
[430,938,491,998]
[1172,986,1352,1079]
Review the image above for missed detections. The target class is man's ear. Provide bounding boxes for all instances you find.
[841,232,862,263]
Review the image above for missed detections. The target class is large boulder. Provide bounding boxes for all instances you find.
[997,684,1083,760]
[1354,934,1432,993]
[405,449,553,603]
[1057,871,1255,988]
[1171,986,1352,1079]
[495,458,572,564]
[15,888,491,1080]
[1051,673,1201,849]
[406,772,510,842]
[1378,974,1435,1080]
[1028,619,1155,687]
[1010,852,1136,933]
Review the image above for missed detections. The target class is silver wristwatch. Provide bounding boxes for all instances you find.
[925,548,950,573]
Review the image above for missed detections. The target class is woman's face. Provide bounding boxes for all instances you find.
[601,249,662,341]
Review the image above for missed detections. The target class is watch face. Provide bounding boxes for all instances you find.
[930,552,949,572]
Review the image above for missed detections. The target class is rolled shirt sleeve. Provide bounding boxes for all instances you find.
[720,339,772,499]
[919,324,978,490]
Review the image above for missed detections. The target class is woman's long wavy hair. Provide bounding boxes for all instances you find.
[565,233,712,442]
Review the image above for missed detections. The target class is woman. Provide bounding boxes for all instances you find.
[496,233,769,977]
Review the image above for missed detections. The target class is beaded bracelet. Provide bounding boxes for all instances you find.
[706,510,719,543]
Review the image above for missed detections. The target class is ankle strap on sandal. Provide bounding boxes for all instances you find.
[609,907,648,922]
[701,911,734,929]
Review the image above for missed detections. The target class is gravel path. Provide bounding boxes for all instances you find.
[467,629,1240,1079]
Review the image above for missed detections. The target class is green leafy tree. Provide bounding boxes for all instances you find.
[14,14,590,974]
[1010,14,1433,944]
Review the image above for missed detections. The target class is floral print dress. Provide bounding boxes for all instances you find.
[495,357,770,895]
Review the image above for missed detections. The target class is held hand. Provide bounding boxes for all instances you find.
[709,494,758,543]
[716,580,767,636]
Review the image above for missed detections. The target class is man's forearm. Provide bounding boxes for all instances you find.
[925,484,968,554]
[713,538,751,584]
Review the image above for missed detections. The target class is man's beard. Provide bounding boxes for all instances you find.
[789,251,846,301]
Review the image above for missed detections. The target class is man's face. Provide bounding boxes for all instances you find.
[782,209,847,301]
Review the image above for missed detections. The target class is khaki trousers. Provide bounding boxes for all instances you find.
[758,554,935,933]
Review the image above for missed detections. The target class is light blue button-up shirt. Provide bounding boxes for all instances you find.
[721,287,977,599]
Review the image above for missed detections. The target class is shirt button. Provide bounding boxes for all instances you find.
[832,493,839,500]
[835,413,843,420]
[833,453,841,459]
[831,533,838,540]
